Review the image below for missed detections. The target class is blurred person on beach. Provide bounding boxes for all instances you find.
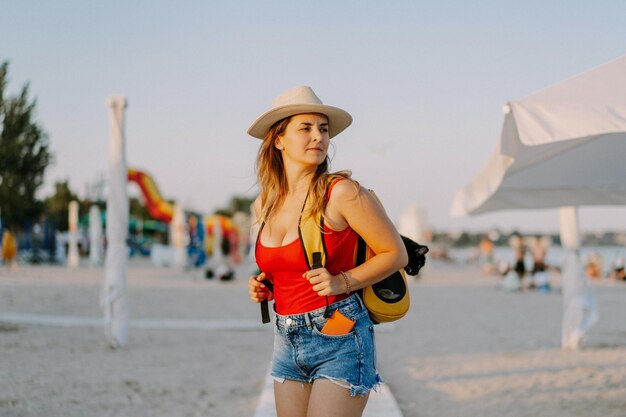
[478,236,495,274]
[609,256,625,281]
[585,252,603,280]
[499,260,521,292]
[509,233,528,286]
[186,214,205,269]
[1,227,18,269]
[530,235,551,292]
[247,86,407,417]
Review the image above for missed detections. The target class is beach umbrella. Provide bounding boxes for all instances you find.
[89,204,103,266]
[451,55,626,349]
[102,96,129,348]
[398,206,429,276]
[170,203,187,268]
[398,205,429,244]
[558,207,599,348]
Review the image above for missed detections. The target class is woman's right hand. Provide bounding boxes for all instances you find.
[248,272,273,303]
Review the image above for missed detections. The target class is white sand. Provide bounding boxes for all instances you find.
[1,259,625,417]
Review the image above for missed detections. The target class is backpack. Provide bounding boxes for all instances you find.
[257,177,428,324]
[299,177,427,323]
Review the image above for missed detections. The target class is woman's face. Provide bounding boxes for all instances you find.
[276,113,330,168]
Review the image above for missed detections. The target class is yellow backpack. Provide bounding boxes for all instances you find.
[299,178,411,324]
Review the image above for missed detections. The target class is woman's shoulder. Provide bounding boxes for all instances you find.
[326,175,365,206]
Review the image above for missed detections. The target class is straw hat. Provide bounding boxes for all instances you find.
[247,86,352,139]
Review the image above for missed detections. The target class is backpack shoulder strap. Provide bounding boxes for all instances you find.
[299,175,345,269]
[367,188,384,209]
[299,194,324,269]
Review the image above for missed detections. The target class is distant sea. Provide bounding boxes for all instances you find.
[448,245,626,273]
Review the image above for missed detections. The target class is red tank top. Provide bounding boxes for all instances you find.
[255,181,359,315]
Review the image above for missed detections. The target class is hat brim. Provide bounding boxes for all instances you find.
[247,104,352,139]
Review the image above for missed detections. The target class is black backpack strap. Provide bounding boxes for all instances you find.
[254,220,273,324]
[259,278,274,324]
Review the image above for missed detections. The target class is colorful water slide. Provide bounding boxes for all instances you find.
[127,168,174,223]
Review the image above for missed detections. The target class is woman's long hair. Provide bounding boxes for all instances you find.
[255,116,353,225]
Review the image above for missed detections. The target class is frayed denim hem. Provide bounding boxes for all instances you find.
[318,374,382,397]
[272,374,383,397]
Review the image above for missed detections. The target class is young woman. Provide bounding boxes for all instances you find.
[247,86,407,417]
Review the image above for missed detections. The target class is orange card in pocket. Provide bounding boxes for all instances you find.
[320,310,355,335]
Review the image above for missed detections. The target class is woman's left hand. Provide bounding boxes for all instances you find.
[303,268,346,296]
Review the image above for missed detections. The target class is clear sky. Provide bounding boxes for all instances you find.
[2,1,626,234]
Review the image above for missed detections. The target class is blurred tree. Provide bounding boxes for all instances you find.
[0,60,52,228]
[44,180,78,231]
[452,231,474,247]
[129,196,152,220]
[229,196,255,214]
[215,195,255,217]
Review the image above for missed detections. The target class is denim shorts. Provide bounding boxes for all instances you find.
[271,294,382,397]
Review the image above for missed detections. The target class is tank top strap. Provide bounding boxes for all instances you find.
[325,176,346,205]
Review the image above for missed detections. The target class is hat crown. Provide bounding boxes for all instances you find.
[248,86,352,139]
[272,86,323,108]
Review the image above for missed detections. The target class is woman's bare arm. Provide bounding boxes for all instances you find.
[305,180,407,295]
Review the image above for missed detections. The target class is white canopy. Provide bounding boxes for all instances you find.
[451,55,626,349]
[451,55,626,217]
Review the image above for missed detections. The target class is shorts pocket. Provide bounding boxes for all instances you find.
[312,319,357,339]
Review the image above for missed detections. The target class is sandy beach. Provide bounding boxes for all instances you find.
[1,259,625,417]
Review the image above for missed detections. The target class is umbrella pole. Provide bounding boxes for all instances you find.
[171,203,187,269]
[559,206,599,349]
[67,200,80,268]
[102,96,130,348]
[89,204,103,266]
